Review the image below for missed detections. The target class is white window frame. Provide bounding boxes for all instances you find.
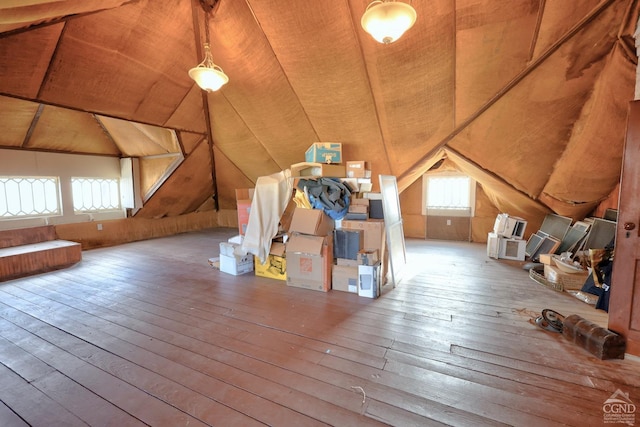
[0,176,61,218]
[71,177,121,213]
[422,172,476,217]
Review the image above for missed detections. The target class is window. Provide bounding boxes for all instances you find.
[422,173,475,216]
[71,177,121,213]
[0,176,60,218]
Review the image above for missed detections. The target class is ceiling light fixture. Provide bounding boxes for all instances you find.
[189,0,228,92]
[361,0,417,44]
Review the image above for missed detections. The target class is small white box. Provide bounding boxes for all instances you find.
[358,263,381,298]
[219,253,254,276]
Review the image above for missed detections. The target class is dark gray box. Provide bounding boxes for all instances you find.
[333,229,363,260]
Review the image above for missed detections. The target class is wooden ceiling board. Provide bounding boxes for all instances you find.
[358,0,455,176]
[38,0,195,127]
[0,96,40,148]
[179,131,205,156]
[135,141,214,218]
[455,0,541,123]
[538,192,598,219]
[97,116,180,157]
[542,43,635,205]
[208,92,283,183]
[211,145,257,210]
[27,105,120,155]
[445,147,551,223]
[397,148,447,194]
[447,1,626,199]
[200,0,319,171]
[247,1,389,172]
[531,0,604,59]
[0,0,131,33]
[139,156,180,197]
[0,24,63,98]
[164,86,208,134]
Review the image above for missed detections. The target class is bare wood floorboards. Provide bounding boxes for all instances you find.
[0,228,638,426]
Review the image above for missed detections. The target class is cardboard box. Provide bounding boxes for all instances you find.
[544,264,589,290]
[235,188,254,235]
[358,249,379,266]
[332,265,358,293]
[290,162,346,178]
[539,253,554,265]
[346,161,371,178]
[358,263,381,298]
[333,229,363,260]
[254,242,286,281]
[351,198,370,207]
[286,233,333,292]
[305,142,342,164]
[337,257,359,267]
[340,219,385,253]
[289,207,334,236]
[348,204,369,214]
[220,253,254,276]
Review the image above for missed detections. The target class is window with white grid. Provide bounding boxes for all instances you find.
[422,173,475,216]
[71,177,121,213]
[0,176,61,218]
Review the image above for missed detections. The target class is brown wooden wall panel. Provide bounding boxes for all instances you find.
[426,216,471,241]
[0,225,56,249]
[54,211,218,250]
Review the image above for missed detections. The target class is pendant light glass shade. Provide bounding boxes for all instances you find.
[361,1,417,44]
[189,43,228,92]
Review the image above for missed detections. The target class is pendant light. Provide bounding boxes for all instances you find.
[189,0,228,92]
[361,0,417,44]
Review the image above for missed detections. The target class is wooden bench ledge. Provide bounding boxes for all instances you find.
[0,239,82,282]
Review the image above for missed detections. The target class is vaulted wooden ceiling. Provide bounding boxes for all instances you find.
[0,0,637,221]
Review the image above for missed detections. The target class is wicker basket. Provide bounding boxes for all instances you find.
[529,268,563,292]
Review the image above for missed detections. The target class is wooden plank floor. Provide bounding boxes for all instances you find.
[1,228,638,426]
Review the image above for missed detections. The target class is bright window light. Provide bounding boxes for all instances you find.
[71,178,120,213]
[423,174,475,216]
[0,176,60,218]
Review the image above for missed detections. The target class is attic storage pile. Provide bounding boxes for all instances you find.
[216,143,390,299]
[488,212,617,311]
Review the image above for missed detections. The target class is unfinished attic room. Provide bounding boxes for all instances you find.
[3,0,640,425]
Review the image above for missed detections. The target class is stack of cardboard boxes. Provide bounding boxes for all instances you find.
[223,142,388,298]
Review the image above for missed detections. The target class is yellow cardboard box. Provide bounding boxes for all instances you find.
[254,242,287,281]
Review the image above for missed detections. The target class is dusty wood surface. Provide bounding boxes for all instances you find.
[0,226,56,249]
[0,228,638,426]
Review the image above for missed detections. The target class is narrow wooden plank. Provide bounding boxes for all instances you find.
[320,353,569,427]
[33,371,148,427]
[0,363,86,427]
[0,315,235,427]
[0,335,56,382]
[0,282,387,427]
[0,292,337,427]
[0,401,29,427]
